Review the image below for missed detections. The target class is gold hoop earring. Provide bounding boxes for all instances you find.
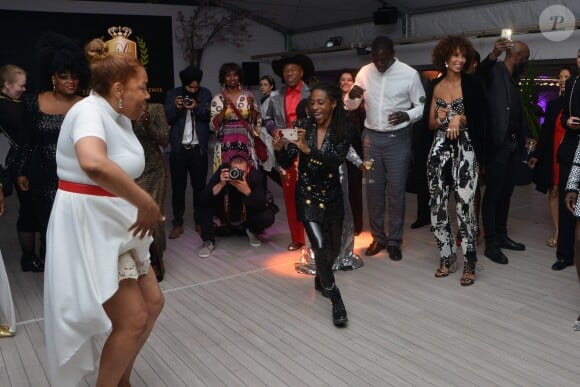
[118,98,124,109]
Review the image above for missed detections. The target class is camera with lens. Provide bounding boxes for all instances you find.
[183,95,193,106]
[229,167,244,181]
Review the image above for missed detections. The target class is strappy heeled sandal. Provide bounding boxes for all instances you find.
[460,261,476,286]
[546,236,557,248]
[435,254,457,277]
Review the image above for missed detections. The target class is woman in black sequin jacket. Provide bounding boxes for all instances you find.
[273,81,353,327]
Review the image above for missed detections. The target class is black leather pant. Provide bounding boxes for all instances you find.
[304,220,342,288]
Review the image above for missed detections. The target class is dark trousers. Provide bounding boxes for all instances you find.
[304,220,342,289]
[412,122,433,222]
[199,202,275,242]
[557,162,576,264]
[482,140,518,245]
[347,162,363,234]
[169,146,208,227]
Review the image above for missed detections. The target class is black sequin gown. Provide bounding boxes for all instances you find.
[16,94,65,258]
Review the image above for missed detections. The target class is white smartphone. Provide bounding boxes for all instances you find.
[280,128,298,141]
[501,28,512,40]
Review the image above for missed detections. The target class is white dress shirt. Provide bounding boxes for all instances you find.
[344,59,425,131]
[182,109,198,145]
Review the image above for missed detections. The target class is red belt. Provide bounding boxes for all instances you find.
[58,180,116,197]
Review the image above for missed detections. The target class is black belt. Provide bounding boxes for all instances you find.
[181,143,199,150]
[365,124,411,136]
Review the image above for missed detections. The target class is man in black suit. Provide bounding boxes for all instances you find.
[556,49,580,270]
[164,66,213,239]
[476,38,530,264]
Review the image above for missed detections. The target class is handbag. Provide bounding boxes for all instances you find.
[224,93,269,162]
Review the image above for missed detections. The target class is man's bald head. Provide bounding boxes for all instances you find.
[507,41,530,61]
[506,41,530,79]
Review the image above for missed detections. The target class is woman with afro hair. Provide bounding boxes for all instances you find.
[424,35,487,286]
[13,32,89,271]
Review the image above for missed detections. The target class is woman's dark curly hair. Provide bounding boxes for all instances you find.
[35,31,90,92]
[218,62,243,85]
[431,35,475,74]
[336,69,356,84]
[309,81,349,143]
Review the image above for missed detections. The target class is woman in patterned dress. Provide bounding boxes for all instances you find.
[210,62,261,170]
[425,35,486,286]
[134,103,169,282]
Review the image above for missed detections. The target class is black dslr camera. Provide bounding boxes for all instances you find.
[229,167,244,181]
[183,94,193,106]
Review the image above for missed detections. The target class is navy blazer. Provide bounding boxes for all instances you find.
[164,85,212,153]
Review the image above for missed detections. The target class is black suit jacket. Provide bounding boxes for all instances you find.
[164,86,213,153]
[422,73,488,162]
[558,75,580,165]
[532,96,564,193]
[475,56,529,151]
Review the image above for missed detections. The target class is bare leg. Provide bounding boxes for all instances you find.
[97,279,149,387]
[118,267,164,387]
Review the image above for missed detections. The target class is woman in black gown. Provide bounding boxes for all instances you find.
[15,33,89,267]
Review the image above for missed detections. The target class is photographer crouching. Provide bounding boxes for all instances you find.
[198,152,275,257]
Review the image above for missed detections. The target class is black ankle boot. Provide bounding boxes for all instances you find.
[20,254,33,272]
[325,284,348,327]
[314,275,329,298]
[31,256,44,273]
[21,254,44,272]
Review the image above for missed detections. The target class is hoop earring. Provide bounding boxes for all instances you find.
[118,98,124,109]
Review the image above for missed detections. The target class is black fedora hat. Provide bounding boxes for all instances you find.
[272,54,314,82]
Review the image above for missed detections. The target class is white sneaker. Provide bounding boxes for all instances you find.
[246,228,262,247]
[199,240,215,258]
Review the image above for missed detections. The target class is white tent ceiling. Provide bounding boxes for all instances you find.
[80,0,509,33]
[220,0,508,33]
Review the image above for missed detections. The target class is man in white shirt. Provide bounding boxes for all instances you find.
[345,35,425,260]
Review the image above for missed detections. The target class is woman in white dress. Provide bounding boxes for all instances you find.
[0,181,16,338]
[44,53,164,387]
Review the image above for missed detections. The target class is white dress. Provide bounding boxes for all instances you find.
[0,249,16,334]
[44,94,152,386]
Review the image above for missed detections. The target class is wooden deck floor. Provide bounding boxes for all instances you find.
[1,181,579,386]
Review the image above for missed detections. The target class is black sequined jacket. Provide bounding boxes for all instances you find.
[275,120,353,223]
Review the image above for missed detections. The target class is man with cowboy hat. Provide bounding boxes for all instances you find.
[263,54,314,251]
